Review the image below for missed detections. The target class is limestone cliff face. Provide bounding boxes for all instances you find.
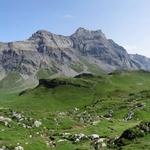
[71,28,137,70]
[0,28,149,80]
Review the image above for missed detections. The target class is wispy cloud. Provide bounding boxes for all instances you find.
[63,14,73,19]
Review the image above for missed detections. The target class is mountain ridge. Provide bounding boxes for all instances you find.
[0,27,149,83]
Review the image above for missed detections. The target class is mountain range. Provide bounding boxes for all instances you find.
[0,27,150,83]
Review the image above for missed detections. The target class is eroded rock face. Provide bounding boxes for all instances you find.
[0,28,149,81]
[130,54,150,70]
[0,31,79,78]
[71,28,137,69]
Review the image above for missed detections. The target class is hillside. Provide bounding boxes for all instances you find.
[1,71,150,149]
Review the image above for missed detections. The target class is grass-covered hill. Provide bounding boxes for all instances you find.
[1,71,150,149]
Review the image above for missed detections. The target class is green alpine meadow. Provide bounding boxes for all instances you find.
[1,71,150,150]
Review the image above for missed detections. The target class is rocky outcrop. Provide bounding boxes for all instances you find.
[71,28,135,70]
[130,54,150,70]
[0,27,149,82]
[114,121,150,147]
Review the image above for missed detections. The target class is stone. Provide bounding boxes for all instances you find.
[124,111,134,121]
[101,142,107,147]
[34,120,42,127]
[14,146,24,150]
[12,112,22,120]
[89,134,99,140]
[0,116,11,126]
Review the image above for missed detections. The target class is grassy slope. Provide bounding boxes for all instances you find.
[0,72,38,93]
[1,71,150,149]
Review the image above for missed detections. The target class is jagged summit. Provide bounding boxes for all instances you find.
[73,27,90,34]
[33,29,51,34]
[30,27,106,40]
[29,29,54,40]
[74,27,103,34]
[72,27,106,39]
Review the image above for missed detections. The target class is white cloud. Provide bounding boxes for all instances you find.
[63,14,73,19]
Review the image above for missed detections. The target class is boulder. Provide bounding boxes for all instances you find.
[34,120,42,127]
[14,146,24,150]
[0,116,11,126]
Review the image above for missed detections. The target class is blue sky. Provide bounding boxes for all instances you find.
[0,0,150,56]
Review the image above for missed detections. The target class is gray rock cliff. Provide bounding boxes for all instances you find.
[0,28,149,81]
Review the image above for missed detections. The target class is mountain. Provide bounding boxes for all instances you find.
[0,27,149,84]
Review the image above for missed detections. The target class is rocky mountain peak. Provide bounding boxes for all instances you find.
[74,27,90,34]
[72,27,106,39]
[29,30,54,41]
[28,29,73,50]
